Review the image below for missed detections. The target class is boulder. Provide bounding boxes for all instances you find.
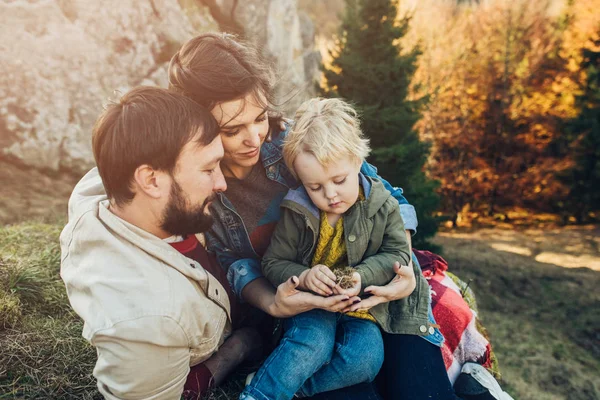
[0,0,319,172]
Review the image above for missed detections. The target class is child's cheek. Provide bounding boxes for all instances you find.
[308,191,323,210]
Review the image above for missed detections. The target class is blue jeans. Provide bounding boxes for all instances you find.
[240,309,384,400]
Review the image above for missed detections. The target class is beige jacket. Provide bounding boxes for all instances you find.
[60,168,231,399]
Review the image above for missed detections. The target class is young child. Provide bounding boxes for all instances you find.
[239,98,432,400]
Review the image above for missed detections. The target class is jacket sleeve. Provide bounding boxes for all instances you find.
[204,232,263,300]
[354,201,412,288]
[262,208,310,287]
[360,161,418,234]
[92,317,190,400]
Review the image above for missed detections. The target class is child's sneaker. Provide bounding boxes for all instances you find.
[454,362,514,400]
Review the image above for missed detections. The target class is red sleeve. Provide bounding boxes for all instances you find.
[182,363,214,399]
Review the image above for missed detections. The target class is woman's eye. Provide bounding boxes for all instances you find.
[334,178,347,185]
[309,186,321,192]
[256,114,267,123]
[222,129,240,137]
[205,168,215,175]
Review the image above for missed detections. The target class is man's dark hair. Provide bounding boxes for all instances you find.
[91,86,219,207]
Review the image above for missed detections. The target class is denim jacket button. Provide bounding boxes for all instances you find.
[428,326,435,335]
[348,234,356,242]
[419,325,427,333]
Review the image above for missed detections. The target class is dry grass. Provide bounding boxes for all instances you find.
[334,266,357,289]
[434,227,600,400]
[0,222,99,399]
[0,160,80,226]
[0,317,99,399]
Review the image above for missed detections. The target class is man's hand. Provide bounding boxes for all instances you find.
[204,327,262,387]
[270,276,360,318]
[344,261,416,313]
[298,265,337,296]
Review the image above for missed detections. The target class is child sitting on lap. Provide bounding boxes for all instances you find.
[239,98,431,400]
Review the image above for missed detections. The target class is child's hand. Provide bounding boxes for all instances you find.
[298,265,337,296]
[334,272,361,298]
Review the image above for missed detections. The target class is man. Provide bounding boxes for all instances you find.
[60,87,320,399]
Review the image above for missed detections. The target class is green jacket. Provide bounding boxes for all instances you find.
[262,174,431,335]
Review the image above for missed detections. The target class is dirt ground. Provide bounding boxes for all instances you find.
[0,160,82,225]
[436,225,600,272]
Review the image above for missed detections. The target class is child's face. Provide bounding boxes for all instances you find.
[294,152,361,216]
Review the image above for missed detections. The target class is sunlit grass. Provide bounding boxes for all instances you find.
[0,221,98,399]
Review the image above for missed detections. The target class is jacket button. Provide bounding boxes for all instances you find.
[419,325,427,333]
[428,326,435,335]
[348,234,356,242]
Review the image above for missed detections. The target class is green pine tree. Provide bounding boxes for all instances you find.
[323,0,439,248]
[558,34,600,223]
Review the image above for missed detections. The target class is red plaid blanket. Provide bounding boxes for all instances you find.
[414,250,499,384]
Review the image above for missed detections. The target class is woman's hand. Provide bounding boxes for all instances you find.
[298,265,337,296]
[344,261,416,313]
[265,118,292,143]
[270,276,360,318]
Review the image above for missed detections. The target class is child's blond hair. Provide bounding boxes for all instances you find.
[283,98,370,178]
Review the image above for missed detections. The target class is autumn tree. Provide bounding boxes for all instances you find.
[555,32,600,222]
[323,0,439,247]
[414,0,580,223]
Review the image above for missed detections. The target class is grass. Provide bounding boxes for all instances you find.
[0,222,98,399]
[434,230,600,400]
[1,220,598,399]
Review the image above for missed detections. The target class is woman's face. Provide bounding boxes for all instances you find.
[210,92,269,177]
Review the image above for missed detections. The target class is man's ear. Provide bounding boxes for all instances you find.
[132,165,169,199]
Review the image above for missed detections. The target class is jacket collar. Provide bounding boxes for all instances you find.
[97,201,232,321]
[281,173,385,222]
[67,168,231,320]
[259,124,289,167]
[260,140,283,167]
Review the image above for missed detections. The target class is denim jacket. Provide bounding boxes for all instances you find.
[205,127,418,300]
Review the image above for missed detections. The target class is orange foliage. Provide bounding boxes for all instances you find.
[399,0,600,223]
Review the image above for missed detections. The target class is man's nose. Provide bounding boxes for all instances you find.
[213,166,227,192]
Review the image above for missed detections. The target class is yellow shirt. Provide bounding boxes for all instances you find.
[310,190,376,322]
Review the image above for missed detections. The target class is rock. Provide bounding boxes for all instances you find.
[205,0,321,115]
[0,0,320,172]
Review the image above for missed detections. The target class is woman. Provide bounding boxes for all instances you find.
[167,32,494,400]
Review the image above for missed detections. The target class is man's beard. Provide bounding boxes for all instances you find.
[160,179,215,237]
